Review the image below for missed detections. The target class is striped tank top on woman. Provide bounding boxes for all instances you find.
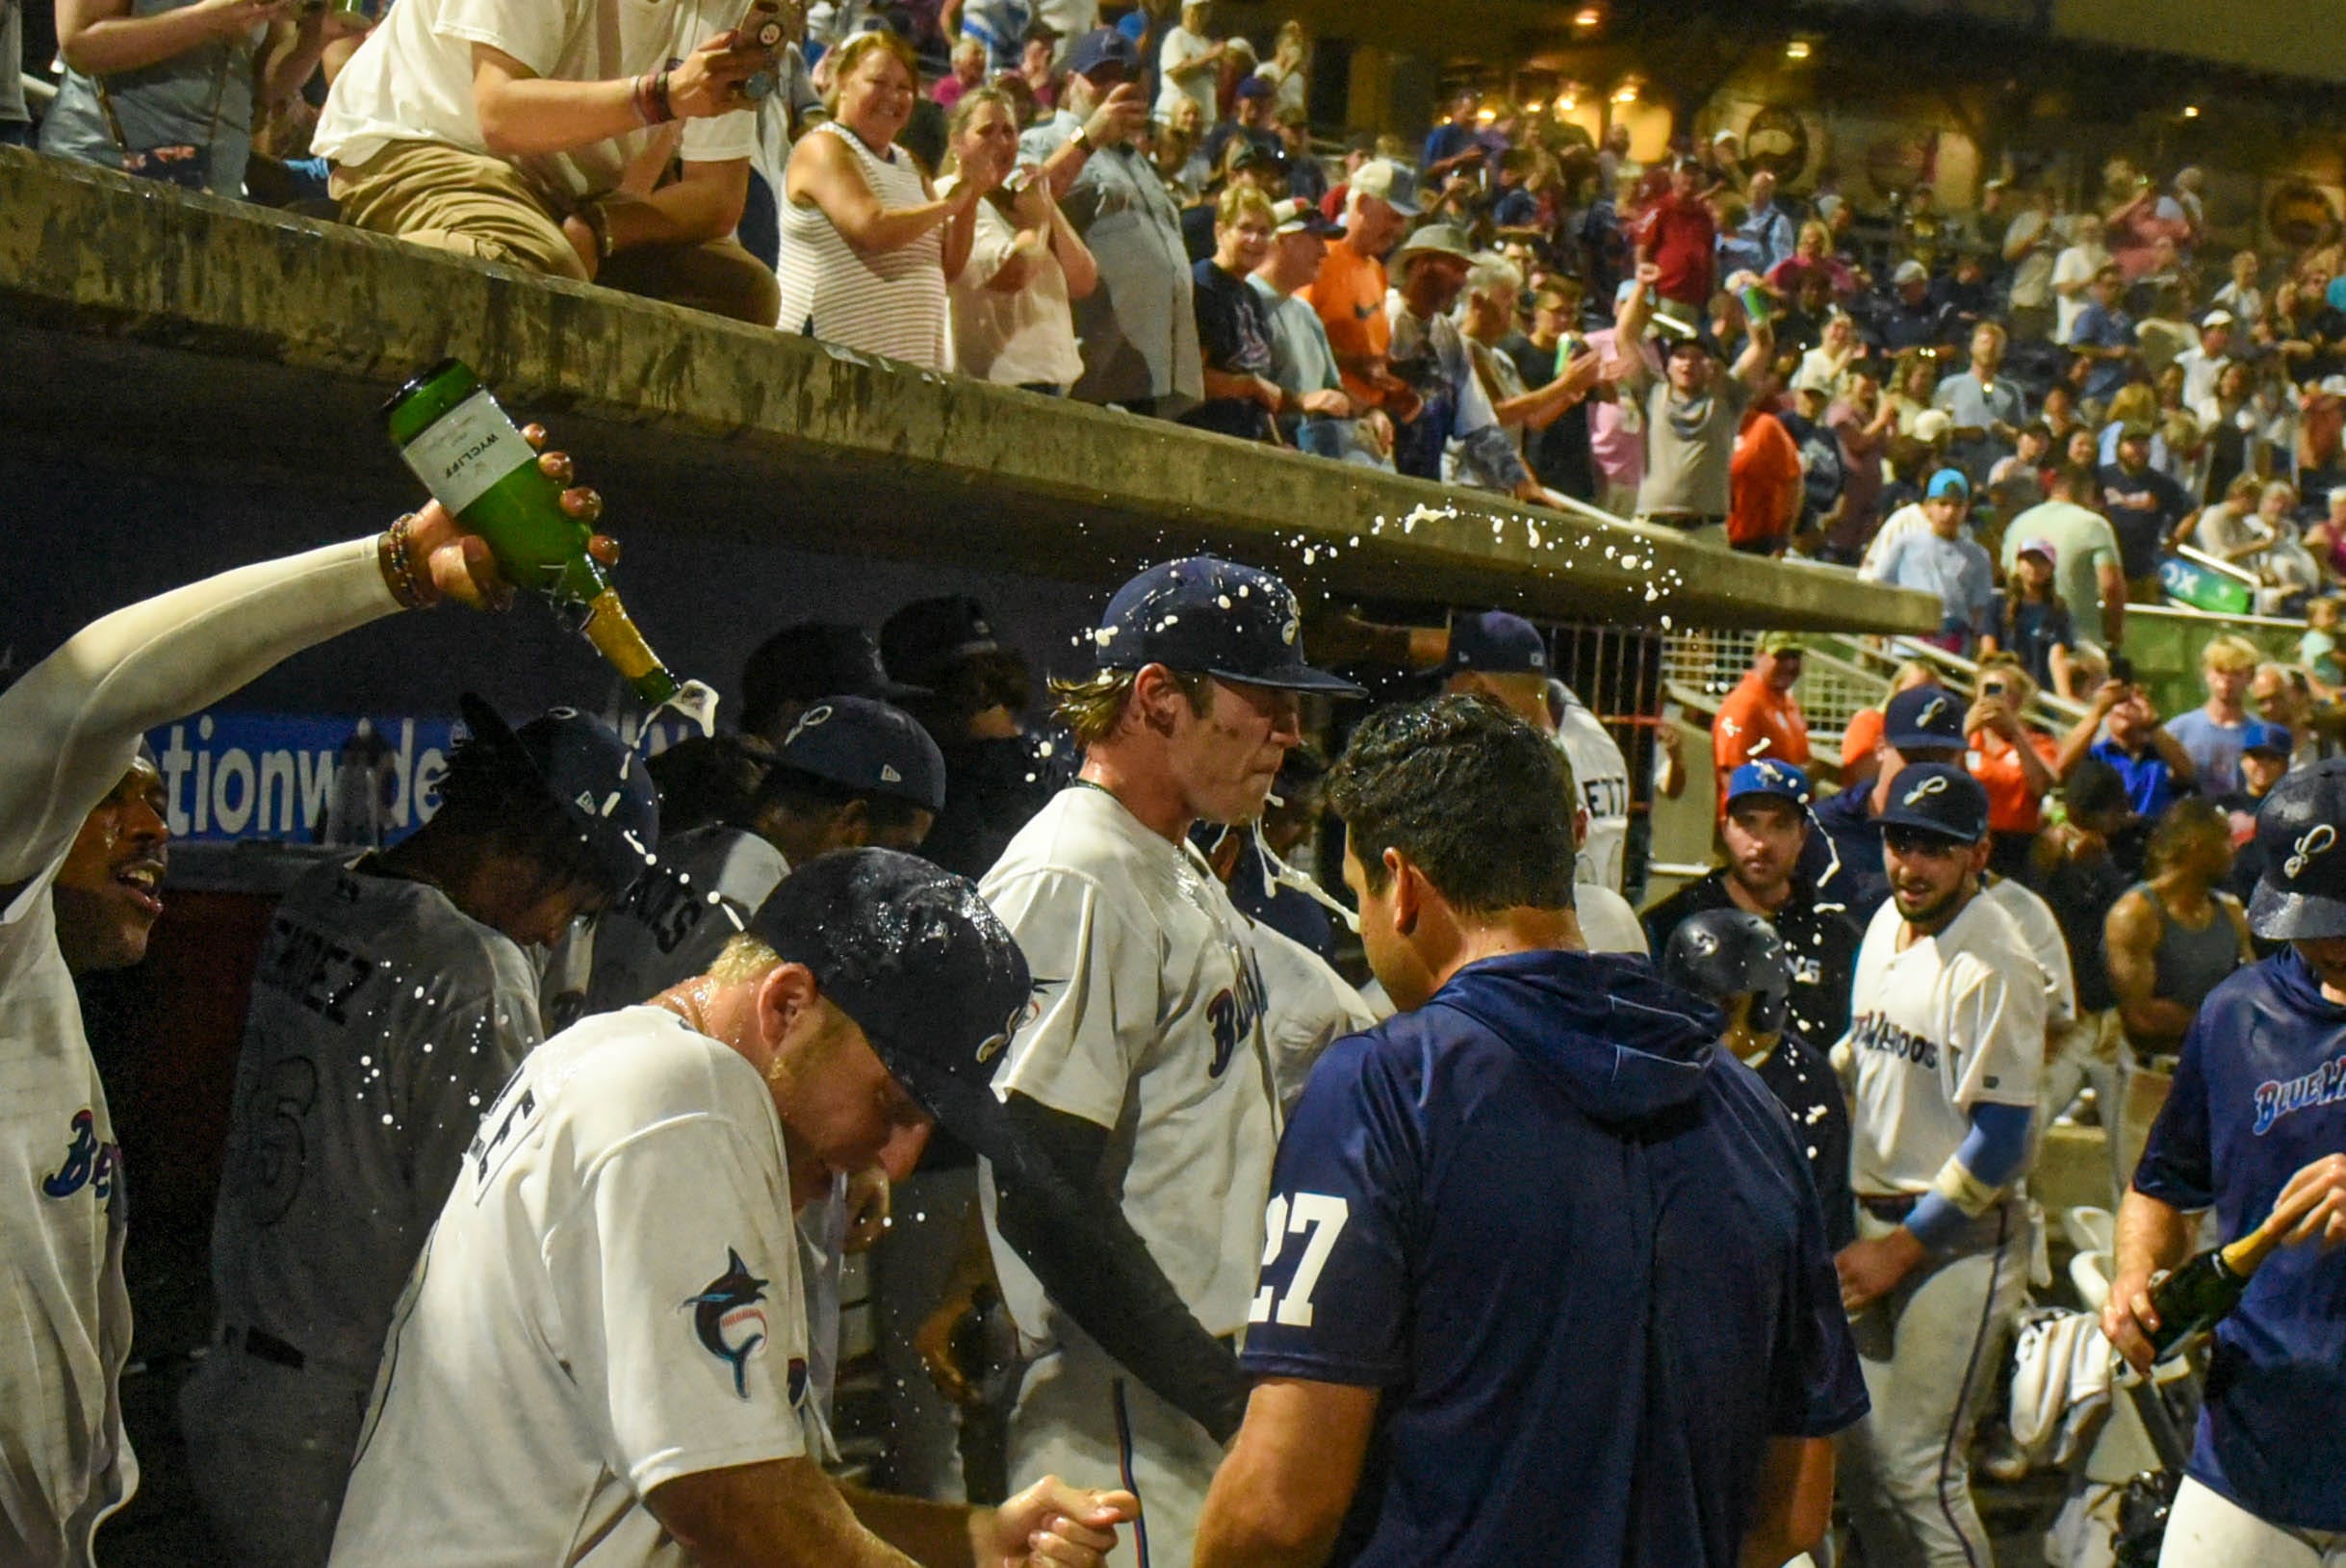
[773,121,949,371]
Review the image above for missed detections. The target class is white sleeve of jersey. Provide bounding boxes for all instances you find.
[1246,918,1377,1114]
[1992,882,2077,1032]
[1945,951,2046,1113]
[986,868,1160,1129]
[543,1118,812,1495]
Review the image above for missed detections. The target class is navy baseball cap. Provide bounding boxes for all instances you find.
[1883,685,1966,754]
[1234,73,1273,101]
[1927,469,1972,501]
[1066,26,1139,77]
[882,595,1002,690]
[457,695,660,891]
[2242,721,2295,759]
[776,696,947,814]
[745,849,1047,1183]
[1091,557,1366,696]
[1440,610,1547,677]
[1725,759,1813,810]
[2249,758,2346,939]
[1875,761,1990,845]
[741,623,924,735]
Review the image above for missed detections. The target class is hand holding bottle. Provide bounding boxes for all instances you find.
[2103,1157,2346,1373]
[385,426,613,611]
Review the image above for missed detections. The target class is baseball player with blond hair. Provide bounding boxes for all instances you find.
[978,557,1363,1568]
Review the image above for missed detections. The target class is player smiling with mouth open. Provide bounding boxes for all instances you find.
[49,754,170,976]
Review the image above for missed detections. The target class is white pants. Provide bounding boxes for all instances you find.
[1838,1203,2033,1568]
[2161,1477,2346,1567]
[1008,1332,1224,1568]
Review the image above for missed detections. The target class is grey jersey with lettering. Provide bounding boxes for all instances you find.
[208,857,543,1382]
[583,827,789,1015]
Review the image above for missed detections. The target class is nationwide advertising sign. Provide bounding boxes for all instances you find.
[147,707,699,844]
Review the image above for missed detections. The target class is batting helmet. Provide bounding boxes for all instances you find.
[1661,909,1791,1036]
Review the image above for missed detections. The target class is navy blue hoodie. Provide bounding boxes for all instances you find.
[2135,947,2346,1529]
[1243,949,1869,1566]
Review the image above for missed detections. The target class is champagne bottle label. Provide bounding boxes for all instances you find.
[396,390,537,516]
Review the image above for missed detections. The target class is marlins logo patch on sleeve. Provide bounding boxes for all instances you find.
[684,1248,771,1399]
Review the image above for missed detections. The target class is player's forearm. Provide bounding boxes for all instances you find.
[0,537,397,886]
[839,1483,977,1568]
[2112,1187,2194,1286]
[1738,1436,1834,1568]
[994,1094,1251,1442]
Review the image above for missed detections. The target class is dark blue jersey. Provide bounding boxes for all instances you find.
[1803,781,1888,922]
[2133,947,2346,1530]
[1240,950,1869,1567]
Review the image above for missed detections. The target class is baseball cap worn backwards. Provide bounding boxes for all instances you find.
[746,848,1046,1181]
[2248,758,2346,940]
[1874,761,1990,845]
[457,694,660,891]
[1091,557,1366,696]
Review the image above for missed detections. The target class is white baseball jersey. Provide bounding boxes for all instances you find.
[329,1007,815,1567]
[1246,915,1378,1115]
[979,784,1278,1346]
[1575,883,1649,957]
[209,857,544,1383]
[1982,877,2076,1037]
[1844,893,2045,1195]
[1552,682,1631,893]
[1,864,135,1568]
[583,828,787,1016]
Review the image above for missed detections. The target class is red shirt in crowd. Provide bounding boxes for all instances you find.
[1638,192,1716,307]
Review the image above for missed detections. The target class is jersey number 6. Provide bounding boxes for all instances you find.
[1250,1192,1350,1329]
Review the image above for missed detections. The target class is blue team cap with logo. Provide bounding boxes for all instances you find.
[1927,469,1972,501]
[776,696,946,814]
[1873,761,1990,845]
[1066,26,1139,77]
[458,694,659,893]
[1090,557,1366,696]
[1882,685,1966,753]
[2249,758,2346,940]
[2241,721,2295,760]
[1725,759,1813,810]
[1440,610,1548,677]
[746,849,1045,1179]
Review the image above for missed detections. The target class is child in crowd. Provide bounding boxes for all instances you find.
[2301,595,2343,688]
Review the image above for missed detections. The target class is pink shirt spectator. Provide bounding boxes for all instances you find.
[1584,328,1646,494]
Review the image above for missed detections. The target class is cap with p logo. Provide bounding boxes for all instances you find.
[2251,760,2346,940]
[1872,761,1989,844]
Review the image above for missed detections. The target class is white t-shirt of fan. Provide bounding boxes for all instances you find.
[1843,891,2044,1196]
[314,0,758,202]
[328,1007,813,1568]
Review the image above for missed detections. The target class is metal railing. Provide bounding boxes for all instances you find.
[1661,629,2089,743]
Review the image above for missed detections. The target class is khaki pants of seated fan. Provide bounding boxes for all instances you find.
[329,141,781,325]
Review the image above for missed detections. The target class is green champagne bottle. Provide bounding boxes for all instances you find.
[2145,1197,2299,1362]
[381,359,683,709]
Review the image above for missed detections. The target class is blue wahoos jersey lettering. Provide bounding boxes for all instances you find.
[2134,948,2346,1530]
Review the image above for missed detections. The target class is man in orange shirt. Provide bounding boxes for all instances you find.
[1713,632,1811,812]
[1729,399,1804,556]
[1303,160,1416,410]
